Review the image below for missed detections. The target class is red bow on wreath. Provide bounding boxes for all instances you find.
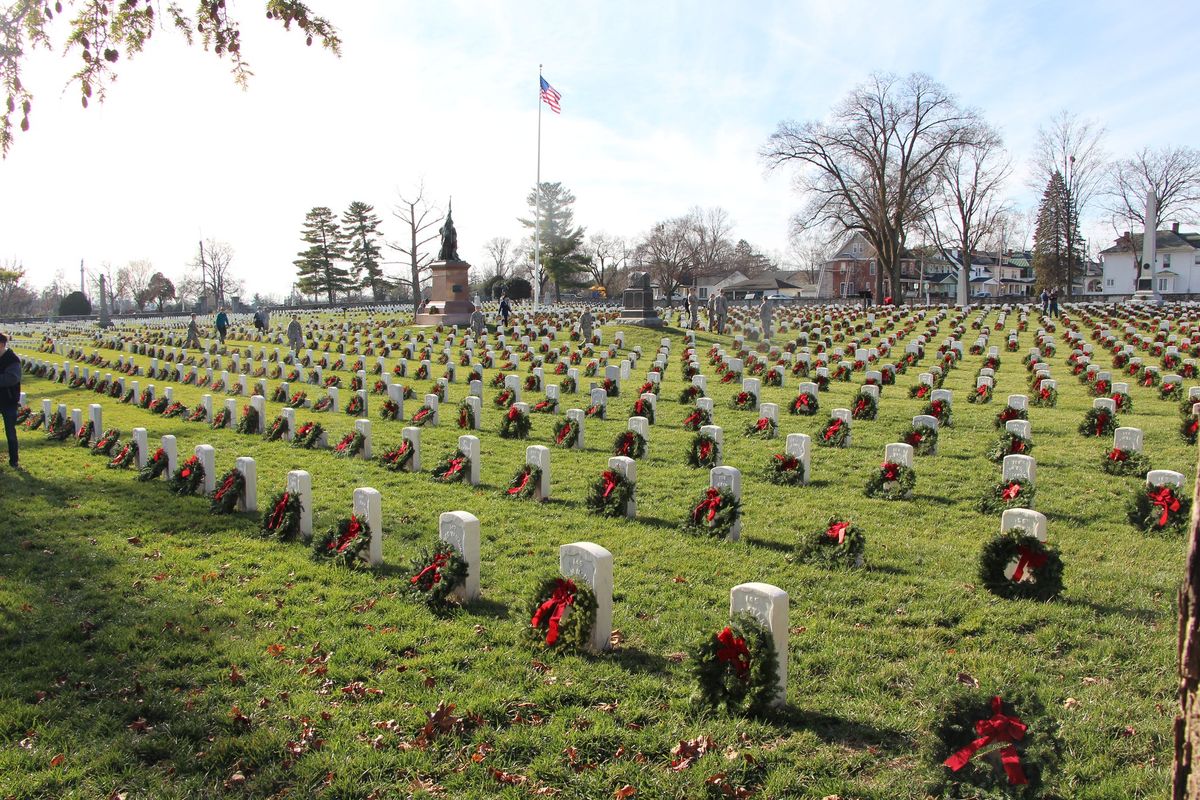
[756,418,770,431]
[331,515,363,553]
[977,385,988,396]
[508,470,533,495]
[694,487,723,522]
[410,552,449,586]
[442,458,464,478]
[507,405,520,421]
[1039,388,1051,400]
[826,521,850,544]
[268,492,291,530]
[907,432,923,446]
[880,462,900,481]
[1001,482,1021,501]
[773,454,799,471]
[214,474,237,501]
[618,434,632,455]
[943,695,1029,785]
[531,578,576,645]
[823,419,843,441]
[1150,486,1182,527]
[916,385,929,398]
[1011,545,1047,582]
[1094,412,1109,436]
[854,398,867,414]
[698,439,713,461]
[601,470,619,499]
[796,395,809,409]
[556,423,574,444]
[1107,448,1128,462]
[715,626,751,681]
[1189,420,1199,436]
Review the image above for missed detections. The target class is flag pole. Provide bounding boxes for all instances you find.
[533,64,543,313]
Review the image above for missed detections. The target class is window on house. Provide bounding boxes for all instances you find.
[1106,279,1114,287]
[1163,254,1171,268]
[698,287,708,300]
[840,282,851,297]
[1159,278,1169,291]
[869,262,875,275]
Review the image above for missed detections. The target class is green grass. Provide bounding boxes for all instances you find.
[0,309,1192,799]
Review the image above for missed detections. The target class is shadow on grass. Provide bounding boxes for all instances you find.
[745,536,793,554]
[601,645,672,675]
[769,706,911,752]
[466,596,512,621]
[633,515,681,531]
[1059,596,1163,624]
[913,493,957,506]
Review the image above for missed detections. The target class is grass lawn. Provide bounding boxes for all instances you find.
[0,306,1191,799]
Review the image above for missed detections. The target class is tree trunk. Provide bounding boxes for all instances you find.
[1174,457,1200,799]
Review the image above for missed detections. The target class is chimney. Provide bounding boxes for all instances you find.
[1173,222,1181,234]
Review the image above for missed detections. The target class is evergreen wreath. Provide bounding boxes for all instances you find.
[1031,385,1057,407]
[743,416,777,439]
[107,440,138,469]
[168,455,206,496]
[1181,416,1200,445]
[631,396,655,423]
[561,375,577,393]
[287,390,308,408]
[864,461,916,500]
[209,468,246,514]
[524,374,541,392]
[850,390,878,420]
[410,404,435,427]
[682,486,741,539]
[678,384,704,405]
[291,421,325,449]
[552,417,581,448]
[1162,381,1184,402]
[682,406,711,431]
[371,379,388,395]
[312,514,373,567]
[138,388,153,408]
[922,399,952,427]
[531,398,557,414]
[23,410,45,430]
[817,417,850,448]
[334,430,366,458]
[186,405,208,423]
[503,464,542,499]
[978,528,1064,601]
[968,383,994,404]
[527,576,598,651]
[687,432,721,467]
[730,391,757,411]
[138,446,169,481]
[345,393,365,415]
[406,541,470,609]
[456,401,476,429]
[1090,378,1111,397]
[380,398,401,421]
[1101,446,1150,476]
[493,388,515,408]
[612,429,647,459]
[91,427,121,456]
[312,395,334,413]
[46,413,74,441]
[901,423,938,455]
[1129,482,1191,534]
[993,405,1028,429]
[261,490,303,540]
[691,612,780,714]
[814,373,830,391]
[499,404,532,439]
[378,440,415,472]
[236,405,259,435]
[431,450,470,483]
[909,383,933,400]
[979,478,1036,514]
[603,377,619,397]
[210,408,230,429]
[270,384,288,402]
[925,688,1061,799]
[264,414,289,441]
[585,468,635,517]
[1078,407,1117,437]
[1110,391,1132,412]
[795,517,865,568]
[490,372,508,389]
[764,369,783,387]
[986,431,1033,463]
[789,392,819,416]
[121,388,135,404]
[148,397,170,415]
[764,452,806,485]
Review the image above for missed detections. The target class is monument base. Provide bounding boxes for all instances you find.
[616,314,665,328]
[413,259,475,326]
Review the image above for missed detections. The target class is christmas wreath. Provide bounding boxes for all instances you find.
[789,392,818,416]
[900,423,937,456]
[743,416,777,439]
[138,388,153,408]
[922,399,952,427]
[209,468,246,514]
[493,388,515,409]
[1031,385,1057,407]
[121,388,135,404]
[287,391,308,408]
[148,397,169,415]
[406,541,470,609]
[1078,407,1117,437]
[75,420,95,448]
[312,395,334,413]
[850,391,878,420]
[986,431,1033,463]
[631,396,655,423]
[978,528,1064,601]
[527,576,598,651]
[87,427,119,456]
[1182,416,1200,445]
[264,414,289,441]
[552,417,581,448]
[1162,381,1184,402]
[378,440,415,472]
[687,432,721,467]
[682,486,740,539]
[764,452,806,485]
[185,404,208,423]
[1100,446,1150,476]
[345,393,365,416]
[236,405,259,435]
[531,398,558,414]
[524,374,541,392]
[979,479,1036,514]
[968,383,994,404]
[379,398,401,421]
[431,450,470,483]
[334,430,366,458]
[503,464,542,499]
[138,446,169,481]
[270,384,288,402]
[909,383,933,400]
[210,407,230,429]
[993,405,1027,429]
[817,417,849,448]
[864,461,916,500]
[313,514,373,567]
[561,375,577,393]
[410,404,435,427]
[600,377,618,397]
[1090,378,1111,397]
[682,406,712,431]
[795,517,865,568]
[612,429,647,459]
[691,612,780,714]
[499,404,532,439]
[925,689,1061,799]
[261,490,303,540]
[814,373,830,391]
[730,391,757,411]
[1129,482,1191,534]
[585,468,635,517]
[46,413,74,441]
[160,401,187,418]
[371,379,388,395]
[168,455,206,496]
[23,410,45,430]
[291,421,325,449]
[107,440,138,469]
[456,401,476,429]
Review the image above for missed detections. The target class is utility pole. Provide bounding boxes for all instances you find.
[198,240,207,313]
[79,259,85,295]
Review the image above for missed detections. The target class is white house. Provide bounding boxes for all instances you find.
[1100,225,1200,295]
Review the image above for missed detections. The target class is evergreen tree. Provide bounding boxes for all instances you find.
[520,182,591,302]
[294,207,351,304]
[1032,171,1080,293]
[342,201,388,300]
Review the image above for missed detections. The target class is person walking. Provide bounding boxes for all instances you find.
[183,314,202,349]
[713,293,728,335]
[215,307,229,344]
[286,315,303,353]
[1040,288,1050,315]
[499,293,511,327]
[0,333,22,469]
[688,291,699,331]
[758,298,774,340]
[1049,291,1059,317]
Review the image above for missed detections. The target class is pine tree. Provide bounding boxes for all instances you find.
[342,201,388,301]
[520,182,591,302]
[294,207,351,304]
[1032,171,1080,293]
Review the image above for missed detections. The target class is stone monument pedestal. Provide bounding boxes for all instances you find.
[617,271,663,328]
[415,260,475,326]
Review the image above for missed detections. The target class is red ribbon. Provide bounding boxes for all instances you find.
[410,552,449,587]
[826,521,850,544]
[1107,448,1128,462]
[1011,545,1047,582]
[916,385,929,398]
[823,419,843,441]
[880,462,900,481]
[715,626,751,680]
[854,399,867,415]
[756,418,770,431]
[943,696,1029,785]
[773,454,799,471]
[698,439,713,461]
[977,385,988,396]
[795,395,809,409]
[442,458,464,478]
[693,487,723,522]
[1150,486,1182,527]
[1095,412,1108,437]
[214,474,237,501]
[1001,482,1021,501]
[508,470,533,495]
[330,515,363,553]
[531,578,576,644]
[601,470,619,499]
[414,408,430,424]
[267,492,291,530]
[556,422,574,444]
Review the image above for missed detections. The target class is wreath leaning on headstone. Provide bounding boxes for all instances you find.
[334,430,366,459]
[91,427,121,456]
[499,405,532,439]
[236,405,259,435]
[1099,446,1150,477]
[312,514,372,567]
[264,414,289,441]
[107,439,138,469]
[1078,407,1117,437]
[1129,481,1191,534]
[378,440,414,472]
[209,468,246,515]
[138,447,169,481]
[682,486,740,539]
[816,417,849,448]
[46,413,75,441]
[978,478,1035,514]
[1031,385,1057,407]
[794,517,865,569]
[612,430,647,459]
[292,422,325,449]
[502,464,542,500]
[681,406,712,431]
[552,417,580,448]
[789,392,819,416]
[986,431,1033,463]
[900,423,937,456]
[1180,416,1199,445]
[978,527,1064,601]
[850,390,878,420]
[764,452,806,486]
[631,396,655,424]
[168,455,206,497]
[406,541,469,610]
[431,450,470,483]
[687,432,721,468]
[864,461,916,500]
[456,401,476,430]
[585,469,635,518]
[743,416,777,440]
[261,490,303,541]
[691,612,779,715]
[527,575,598,651]
[23,410,45,430]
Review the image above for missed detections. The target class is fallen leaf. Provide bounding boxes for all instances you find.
[489,767,527,785]
[126,536,141,545]
[670,736,714,771]
[228,665,244,685]
[956,672,979,689]
[49,754,65,768]
[1063,698,1081,710]
[614,785,637,799]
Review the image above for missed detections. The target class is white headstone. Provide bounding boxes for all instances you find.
[87,404,102,443]
[422,394,440,426]
[741,378,761,409]
[1007,395,1028,411]
[354,419,373,460]
[133,427,148,468]
[699,424,723,466]
[566,408,586,449]
[161,435,178,479]
[457,435,481,486]
[709,466,742,541]
[628,416,650,450]
[729,582,788,707]
[1147,469,1185,488]
[1002,454,1036,485]
[1114,427,1143,453]
[439,511,480,603]
[1000,508,1048,543]
[1005,419,1032,440]
[194,444,216,494]
[235,457,257,513]
[249,395,266,433]
[559,542,613,653]
[286,470,313,540]
[607,456,637,518]
[352,487,383,567]
[1093,397,1116,414]
[401,427,422,472]
[884,442,913,468]
[465,396,482,430]
[526,445,551,501]
[784,433,811,485]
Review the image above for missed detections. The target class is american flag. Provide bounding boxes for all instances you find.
[540,76,561,114]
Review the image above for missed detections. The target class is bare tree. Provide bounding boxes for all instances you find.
[762,72,978,301]
[784,228,836,284]
[187,240,241,308]
[1030,110,1107,297]
[584,232,628,296]
[388,184,440,305]
[117,260,153,310]
[1104,145,1200,228]
[635,217,694,300]
[687,206,735,276]
[482,237,516,283]
[87,261,120,311]
[926,122,1012,304]
[175,275,202,310]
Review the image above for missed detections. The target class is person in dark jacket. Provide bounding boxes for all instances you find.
[215,308,229,343]
[0,333,22,469]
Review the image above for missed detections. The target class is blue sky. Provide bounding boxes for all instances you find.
[1,0,1196,296]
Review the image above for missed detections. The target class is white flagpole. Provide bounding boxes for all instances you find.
[533,65,543,313]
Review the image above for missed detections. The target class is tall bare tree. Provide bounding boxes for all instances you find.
[784,228,835,284]
[388,184,440,305]
[1030,110,1107,298]
[1104,145,1200,228]
[192,240,241,308]
[116,259,153,310]
[686,206,735,277]
[482,237,516,283]
[635,217,694,300]
[584,232,627,296]
[761,72,978,301]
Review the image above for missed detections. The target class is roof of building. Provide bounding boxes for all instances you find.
[723,272,803,291]
[1101,229,1200,255]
